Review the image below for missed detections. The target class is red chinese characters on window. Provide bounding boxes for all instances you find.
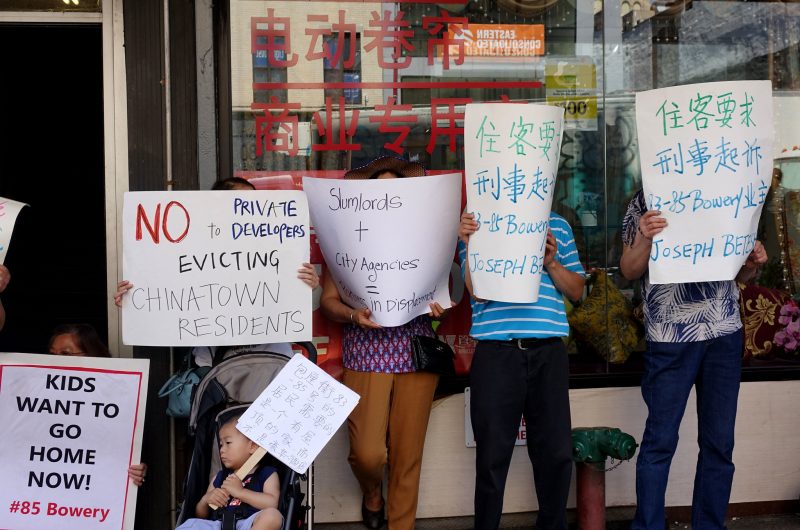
[369,96,418,154]
[363,10,414,70]
[305,11,357,68]
[427,98,471,154]
[313,97,361,151]
[423,11,468,70]
[251,8,298,68]
[252,97,302,157]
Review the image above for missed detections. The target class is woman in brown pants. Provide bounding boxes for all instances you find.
[321,157,450,530]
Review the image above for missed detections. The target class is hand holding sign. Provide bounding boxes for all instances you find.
[0,196,27,264]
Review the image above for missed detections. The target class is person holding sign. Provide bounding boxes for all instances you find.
[0,264,9,331]
[46,323,149,487]
[319,157,452,530]
[459,212,585,530]
[177,415,282,530]
[621,191,767,530]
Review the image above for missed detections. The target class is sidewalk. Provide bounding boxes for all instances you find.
[313,512,800,529]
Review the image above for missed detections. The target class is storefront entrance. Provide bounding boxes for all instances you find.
[0,24,107,353]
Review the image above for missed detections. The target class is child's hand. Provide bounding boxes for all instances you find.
[222,475,246,498]
[205,488,230,508]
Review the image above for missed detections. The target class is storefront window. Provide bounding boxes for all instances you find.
[1,0,101,12]
[228,0,800,383]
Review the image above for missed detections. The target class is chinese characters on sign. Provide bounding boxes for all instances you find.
[465,103,565,303]
[237,354,359,474]
[635,80,774,284]
[245,5,544,158]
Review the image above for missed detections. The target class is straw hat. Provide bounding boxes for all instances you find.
[344,156,425,180]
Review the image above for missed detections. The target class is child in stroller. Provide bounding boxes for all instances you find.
[178,412,283,530]
[178,349,315,530]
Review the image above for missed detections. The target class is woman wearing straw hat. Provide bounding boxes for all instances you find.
[320,156,451,530]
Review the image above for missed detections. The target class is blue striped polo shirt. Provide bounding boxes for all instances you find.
[458,213,584,340]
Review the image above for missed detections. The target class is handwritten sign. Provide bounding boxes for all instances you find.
[237,354,359,474]
[303,174,461,327]
[121,190,311,346]
[464,103,565,302]
[636,81,774,283]
[0,353,148,530]
[0,197,28,264]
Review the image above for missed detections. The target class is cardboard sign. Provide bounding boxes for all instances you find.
[0,197,28,264]
[636,80,774,283]
[0,353,149,530]
[464,103,565,303]
[121,190,312,346]
[303,174,461,327]
[237,354,359,474]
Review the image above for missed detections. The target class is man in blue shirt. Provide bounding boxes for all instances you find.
[459,210,585,530]
[621,191,767,530]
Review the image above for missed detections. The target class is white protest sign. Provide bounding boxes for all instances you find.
[303,174,461,327]
[122,190,311,346]
[0,197,28,263]
[464,103,565,302]
[636,80,773,283]
[237,353,359,474]
[0,353,148,530]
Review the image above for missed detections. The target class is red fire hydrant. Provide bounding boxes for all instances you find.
[572,427,638,530]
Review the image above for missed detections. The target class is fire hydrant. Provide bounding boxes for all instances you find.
[572,427,638,530]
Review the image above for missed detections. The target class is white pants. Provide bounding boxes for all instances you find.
[176,511,260,530]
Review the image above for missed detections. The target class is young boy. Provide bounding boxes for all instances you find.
[178,416,283,530]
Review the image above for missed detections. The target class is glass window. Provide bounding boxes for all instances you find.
[228,0,800,383]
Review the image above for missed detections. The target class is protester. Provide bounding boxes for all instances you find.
[319,156,452,530]
[620,190,768,530]
[458,210,585,530]
[49,323,111,357]
[47,322,148,486]
[0,264,9,331]
[177,415,282,530]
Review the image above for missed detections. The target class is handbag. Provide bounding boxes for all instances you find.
[157,354,211,418]
[411,335,456,376]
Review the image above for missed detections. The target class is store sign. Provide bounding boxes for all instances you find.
[121,190,312,346]
[448,24,544,57]
[636,80,773,284]
[545,60,598,131]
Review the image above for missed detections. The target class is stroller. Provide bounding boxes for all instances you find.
[176,344,317,530]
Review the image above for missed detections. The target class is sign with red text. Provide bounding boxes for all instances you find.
[303,174,461,327]
[121,191,311,346]
[465,103,565,303]
[636,81,773,283]
[238,353,359,474]
[0,353,148,530]
[0,197,28,264]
